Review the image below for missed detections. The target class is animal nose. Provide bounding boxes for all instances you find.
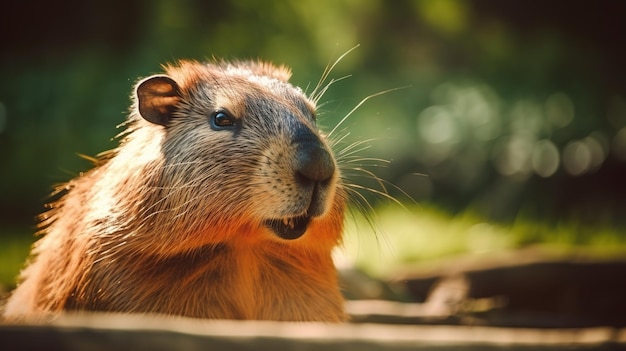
[292,124,335,184]
[295,141,336,184]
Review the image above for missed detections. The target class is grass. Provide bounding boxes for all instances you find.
[0,226,35,292]
[1,205,626,289]
[336,204,626,277]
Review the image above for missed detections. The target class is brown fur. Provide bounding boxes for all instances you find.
[3,60,347,322]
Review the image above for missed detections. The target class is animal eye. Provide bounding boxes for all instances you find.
[210,110,235,130]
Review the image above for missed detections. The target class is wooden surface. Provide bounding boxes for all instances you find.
[3,250,626,350]
[2,312,626,351]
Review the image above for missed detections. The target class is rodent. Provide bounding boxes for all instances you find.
[3,60,347,322]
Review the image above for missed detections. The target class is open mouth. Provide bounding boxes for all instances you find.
[265,215,312,240]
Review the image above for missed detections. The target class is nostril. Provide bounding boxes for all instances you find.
[295,143,335,184]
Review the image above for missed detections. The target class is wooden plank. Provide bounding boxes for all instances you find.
[2,313,625,351]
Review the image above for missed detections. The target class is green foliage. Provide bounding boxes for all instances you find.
[0,227,34,290]
[1,1,625,249]
[339,204,626,277]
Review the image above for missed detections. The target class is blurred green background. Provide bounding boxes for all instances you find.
[1,0,626,284]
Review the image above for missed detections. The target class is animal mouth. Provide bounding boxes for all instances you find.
[265,215,312,240]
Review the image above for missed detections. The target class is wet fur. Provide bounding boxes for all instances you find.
[3,60,347,322]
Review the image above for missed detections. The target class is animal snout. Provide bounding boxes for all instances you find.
[294,139,335,185]
[294,139,335,218]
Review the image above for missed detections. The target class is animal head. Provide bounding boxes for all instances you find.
[130,60,344,250]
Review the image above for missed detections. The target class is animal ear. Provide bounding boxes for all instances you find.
[136,75,181,126]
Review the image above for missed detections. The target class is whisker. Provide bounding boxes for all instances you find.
[328,86,410,139]
[335,140,380,159]
[344,186,375,214]
[310,44,360,101]
[345,166,389,194]
[344,182,404,209]
[311,75,352,105]
[340,157,391,166]
[328,130,352,149]
[346,166,421,209]
[343,187,386,247]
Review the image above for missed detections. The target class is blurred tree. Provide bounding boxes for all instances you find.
[0,0,625,229]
